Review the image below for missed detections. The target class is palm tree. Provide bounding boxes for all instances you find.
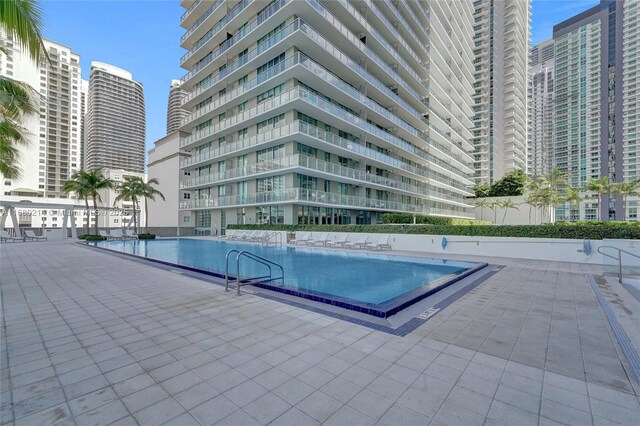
[114,177,143,234]
[490,199,503,224]
[138,178,165,233]
[585,176,611,221]
[475,198,490,221]
[0,0,49,178]
[611,181,640,220]
[500,199,519,225]
[563,186,582,220]
[81,168,114,235]
[62,170,92,235]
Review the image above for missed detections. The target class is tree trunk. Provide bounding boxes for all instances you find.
[502,209,507,225]
[144,197,149,234]
[132,197,138,234]
[84,198,90,236]
[92,195,99,236]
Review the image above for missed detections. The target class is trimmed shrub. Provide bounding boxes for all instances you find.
[226,224,640,240]
[83,235,106,241]
[381,213,490,226]
[137,234,156,240]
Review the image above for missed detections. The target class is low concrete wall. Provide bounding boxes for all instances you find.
[233,230,606,265]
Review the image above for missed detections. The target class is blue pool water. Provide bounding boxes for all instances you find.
[90,239,477,306]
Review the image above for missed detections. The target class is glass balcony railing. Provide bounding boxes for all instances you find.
[181,121,472,193]
[181,187,474,217]
[181,154,437,199]
[181,0,224,43]
[181,0,286,65]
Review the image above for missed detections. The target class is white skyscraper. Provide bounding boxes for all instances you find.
[0,37,83,198]
[472,0,531,184]
[528,40,555,178]
[85,62,145,173]
[167,79,188,134]
[178,0,477,234]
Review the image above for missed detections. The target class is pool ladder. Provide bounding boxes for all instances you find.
[261,232,283,247]
[225,250,284,295]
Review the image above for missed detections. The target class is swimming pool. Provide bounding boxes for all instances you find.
[87,239,486,317]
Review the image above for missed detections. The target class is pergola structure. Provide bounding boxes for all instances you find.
[0,200,138,239]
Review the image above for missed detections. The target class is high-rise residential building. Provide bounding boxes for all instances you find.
[85,62,145,173]
[167,79,188,134]
[528,39,555,178]
[80,79,89,170]
[0,36,83,198]
[553,0,638,221]
[177,0,477,234]
[472,0,531,184]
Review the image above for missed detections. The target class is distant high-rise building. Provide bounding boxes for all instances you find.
[472,0,531,184]
[0,36,83,198]
[167,80,188,134]
[528,40,555,178]
[85,62,145,173]
[80,79,89,170]
[178,0,477,233]
[553,0,639,221]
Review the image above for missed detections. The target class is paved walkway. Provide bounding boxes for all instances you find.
[1,240,639,425]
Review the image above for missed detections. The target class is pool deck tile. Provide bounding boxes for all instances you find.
[1,240,640,425]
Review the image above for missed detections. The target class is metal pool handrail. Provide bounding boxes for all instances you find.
[262,232,283,247]
[225,249,284,295]
[597,246,640,283]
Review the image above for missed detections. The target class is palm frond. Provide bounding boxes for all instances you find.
[0,0,48,64]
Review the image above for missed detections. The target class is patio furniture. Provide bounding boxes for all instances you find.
[0,230,22,243]
[343,235,369,249]
[365,235,392,251]
[289,232,310,245]
[326,234,348,247]
[25,230,47,242]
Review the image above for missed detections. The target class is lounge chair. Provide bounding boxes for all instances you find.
[99,230,111,239]
[110,229,125,240]
[0,230,22,242]
[240,230,257,241]
[228,231,243,240]
[125,229,137,239]
[326,234,348,247]
[25,230,47,242]
[365,235,392,251]
[250,231,267,242]
[289,232,309,245]
[343,235,368,249]
[310,233,330,246]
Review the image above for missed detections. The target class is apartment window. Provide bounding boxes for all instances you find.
[297,112,317,126]
[257,22,285,48]
[257,83,285,103]
[257,175,284,192]
[297,174,317,190]
[297,143,317,158]
[257,53,285,76]
[256,114,285,133]
[257,144,284,162]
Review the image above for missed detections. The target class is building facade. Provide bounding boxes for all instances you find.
[553,0,639,221]
[167,80,189,134]
[178,0,477,234]
[472,0,531,184]
[0,37,84,199]
[528,40,555,178]
[147,132,192,228]
[85,62,146,173]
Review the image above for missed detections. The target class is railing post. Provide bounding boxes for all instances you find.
[236,254,241,296]
[619,254,623,284]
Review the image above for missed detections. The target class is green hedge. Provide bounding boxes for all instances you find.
[226,224,640,240]
[82,235,106,241]
[380,213,490,226]
[137,234,156,240]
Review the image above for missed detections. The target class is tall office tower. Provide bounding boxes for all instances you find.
[0,37,83,198]
[167,79,188,133]
[178,0,477,234]
[79,79,89,170]
[472,0,531,184]
[528,40,555,178]
[553,0,638,221]
[85,62,145,173]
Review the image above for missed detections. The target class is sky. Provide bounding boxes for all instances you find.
[39,0,601,158]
